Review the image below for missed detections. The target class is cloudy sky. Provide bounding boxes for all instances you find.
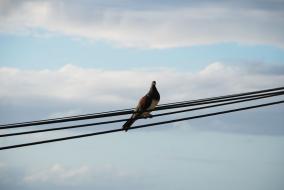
[0,0,284,190]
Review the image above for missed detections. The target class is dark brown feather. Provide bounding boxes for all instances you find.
[122,118,137,132]
[138,95,152,112]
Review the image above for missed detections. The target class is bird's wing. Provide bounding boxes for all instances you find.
[136,95,152,113]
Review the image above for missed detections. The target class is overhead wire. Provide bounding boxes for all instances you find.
[0,99,283,150]
[155,90,284,110]
[0,91,283,138]
[157,86,284,107]
[1,86,284,129]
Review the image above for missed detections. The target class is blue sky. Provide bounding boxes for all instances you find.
[1,34,284,71]
[0,0,284,190]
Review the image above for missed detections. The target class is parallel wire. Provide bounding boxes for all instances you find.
[158,87,284,107]
[1,86,284,129]
[1,91,283,138]
[0,100,283,150]
[156,91,284,110]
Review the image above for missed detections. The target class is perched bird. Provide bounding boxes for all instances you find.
[122,81,160,132]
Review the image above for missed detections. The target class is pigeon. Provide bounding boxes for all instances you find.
[122,81,160,132]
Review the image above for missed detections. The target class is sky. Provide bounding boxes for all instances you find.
[0,0,284,190]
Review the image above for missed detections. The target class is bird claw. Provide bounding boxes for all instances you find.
[144,114,153,119]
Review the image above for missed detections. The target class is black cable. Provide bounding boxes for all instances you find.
[156,91,284,110]
[0,100,283,150]
[1,87,284,129]
[0,109,131,129]
[0,118,126,137]
[1,91,283,138]
[3,87,284,128]
[158,86,284,107]
[155,92,284,118]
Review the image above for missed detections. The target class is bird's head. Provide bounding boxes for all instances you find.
[152,81,156,86]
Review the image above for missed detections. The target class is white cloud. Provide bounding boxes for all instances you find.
[2,62,284,101]
[0,62,283,124]
[22,163,139,187]
[23,164,90,184]
[1,63,283,104]
[48,109,83,119]
[0,0,283,48]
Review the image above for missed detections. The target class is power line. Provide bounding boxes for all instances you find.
[158,86,284,107]
[156,91,284,110]
[0,99,283,150]
[0,91,283,138]
[1,86,284,129]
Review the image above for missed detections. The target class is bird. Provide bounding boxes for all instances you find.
[122,81,160,132]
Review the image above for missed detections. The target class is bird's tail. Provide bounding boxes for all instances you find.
[122,117,137,132]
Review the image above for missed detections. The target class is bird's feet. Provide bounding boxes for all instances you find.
[142,113,153,119]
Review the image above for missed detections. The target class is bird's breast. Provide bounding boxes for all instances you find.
[148,99,159,111]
